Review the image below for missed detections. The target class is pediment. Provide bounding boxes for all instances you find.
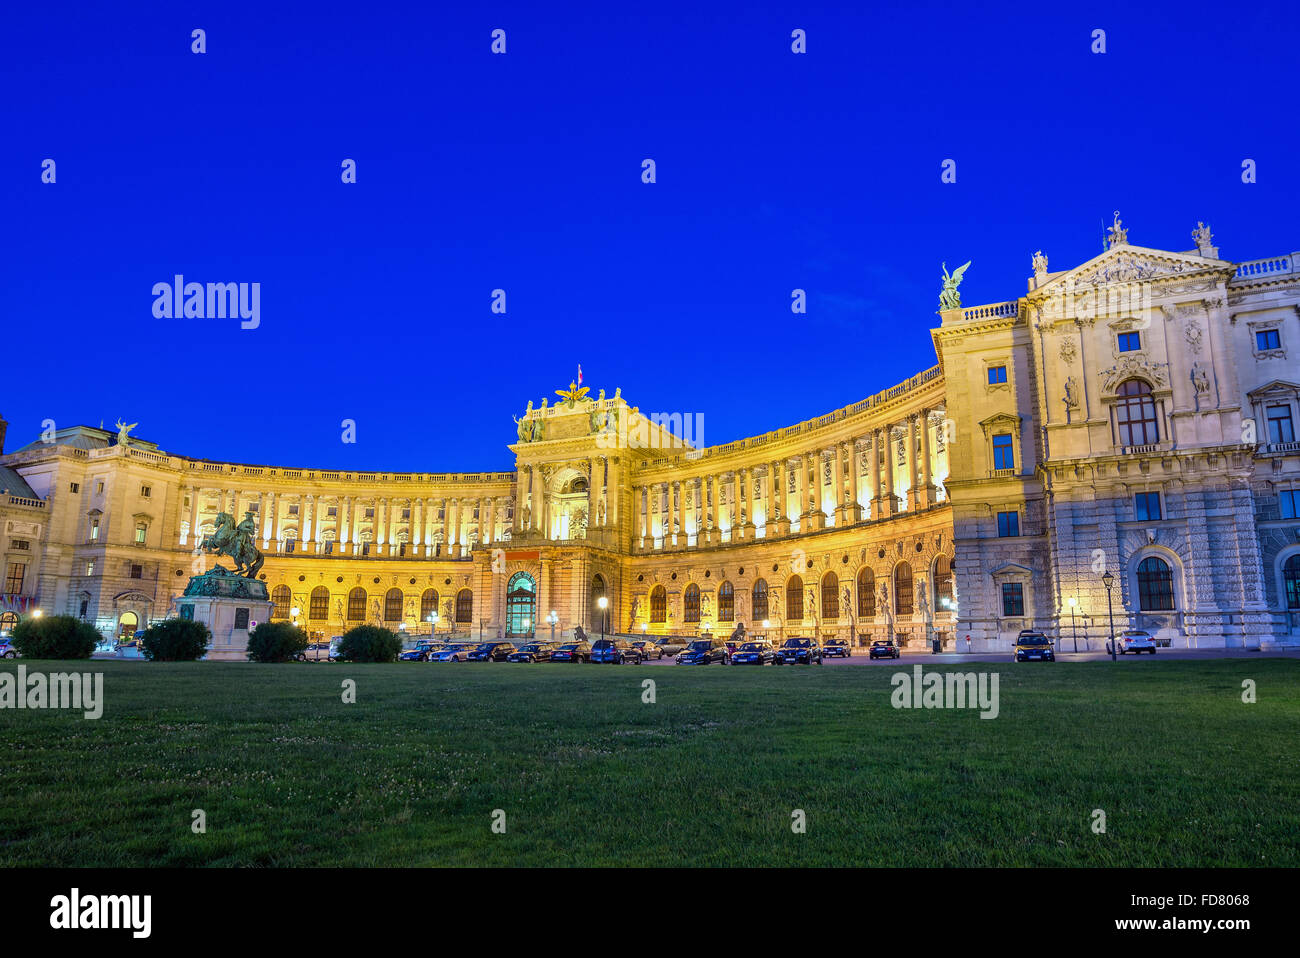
[978,412,1021,437]
[990,562,1034,578]
[1247,379,1300,400]
[1032,244,1230,297]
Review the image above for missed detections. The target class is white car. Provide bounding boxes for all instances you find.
[0,639,17,658]
[1116,630,1157,654]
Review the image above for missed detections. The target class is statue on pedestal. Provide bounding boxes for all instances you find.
[198,511,264,579]
[938,261,971,310]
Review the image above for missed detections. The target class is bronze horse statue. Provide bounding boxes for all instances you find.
[199,511,265,579]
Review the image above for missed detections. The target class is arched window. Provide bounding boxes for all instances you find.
[590,574,607,629]
[751,579,768,621]
[270,585,291,619]
[858,568,876,617]
[421,588,439,621]
[684,583,701,623]
[1137,556,1174,611]
[384,588,403,622]
[787,575,804,620]
[934,556,953,610]
[456,589,473,622]
[821,573,839,619]
[1116,379,1159,446]
[718,581,734,622]
[1284,555,1300,611]
[309,586,329,620]
[895,564,914,616]
[347,587,366,621]
[506,573,535,638]
[0,611,18,634]
[650,585,667,623]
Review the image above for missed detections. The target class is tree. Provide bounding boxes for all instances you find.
[246,621,309,663]
[141,618,211,661]
[9,615,99,659]
[336,625,401,663]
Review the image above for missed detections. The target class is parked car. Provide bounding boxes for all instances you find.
[399,640,441,662]
[869,639,901,660]
[773,637,822,664]
[655,637,690,655]
[1114,630,1157,655]
[0,638,17,659]
[468,641,515,662]
[730,640,775,665]
[507,642,556,663]
[630,639,664,660]
[590,638,643,664]
[550,641,591,663]
[1013,631,1056,662]
[300,640,333,662]
[430,643,475,662]
[676,637,729,665]
[822,639,852,659]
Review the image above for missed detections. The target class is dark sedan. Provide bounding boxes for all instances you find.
[550,641,591,663]
[467,641,515,662]
[869,640,901,660]
[773,637,822,665]
[676,638,729,665]
[730,640,775,665]
[590,639,643,664]
[399,640,441,661]
[822,640,852,659]
[507,642,556,663]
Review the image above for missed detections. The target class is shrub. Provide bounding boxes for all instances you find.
[140,618,211,662]
[336,625,401,663]
[9,615,99,659]
[246,621,310,663]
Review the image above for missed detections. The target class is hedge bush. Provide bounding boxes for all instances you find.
[140,618,211,662]
[246,621,310,663]
[9,615,99,659]
[336,625,401,663]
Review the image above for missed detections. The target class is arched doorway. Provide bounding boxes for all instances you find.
[118,610,139,638]
[506,572,536,638]
[589,574,608,632]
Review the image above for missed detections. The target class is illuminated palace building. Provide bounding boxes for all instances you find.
[2,220,1299,649]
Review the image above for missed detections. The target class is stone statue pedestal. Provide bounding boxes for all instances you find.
[803,510,827,532]
[172,569,272,662]
[836,503,864,526]
[771,517,791,537]
[739,521,756,541]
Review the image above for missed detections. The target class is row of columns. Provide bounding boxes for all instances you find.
[514,456,621,539]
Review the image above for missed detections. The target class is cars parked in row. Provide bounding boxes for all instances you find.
[507,642,556,663]
[590,638,645,664]
[0,638,17,658]
[550,641,591,663]
[631,640,665,660]
[773,637,822,664]
[399,640,441,662]
[822,639,852,659]
[730,640,775,665]
[869,640,901,660]
[430,643,475,662]
[467,641,515,662]
[676,637,729,665]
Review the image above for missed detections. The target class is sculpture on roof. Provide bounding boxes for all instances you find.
[114,419,138,447]
[938,261,971,310]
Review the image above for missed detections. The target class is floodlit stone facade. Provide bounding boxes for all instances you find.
[2,221,1298,649]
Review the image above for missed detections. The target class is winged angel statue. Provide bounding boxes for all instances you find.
[938,261,971,310]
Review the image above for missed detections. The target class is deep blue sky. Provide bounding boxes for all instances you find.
[3,1,1297,471]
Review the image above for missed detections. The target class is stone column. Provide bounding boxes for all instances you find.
[303,494,315,553]
[483,497,494,545]
[847,439,862,520]
[869,432,882,518]
[412,497,422,550]
[795,455,807,520]
[830,445,844,523]
[676,478,687,546]
[883,427,897,515]
[905,415,918,511]
[187,486,201,546]
[917,410,935,509]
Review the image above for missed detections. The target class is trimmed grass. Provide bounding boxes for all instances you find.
[1,658,1297,866]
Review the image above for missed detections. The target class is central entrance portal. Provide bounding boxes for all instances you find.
[506,572,536,638]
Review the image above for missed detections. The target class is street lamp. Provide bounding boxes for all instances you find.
[597,596,608,641]
[290,605,300,627]
[427,611,439,636]
[1102,571,1116,660]
[1067,596,1079,653]
[547,609,558,643]
[523,617,531,638]
[762,618,770,642]
[32,609,43,618]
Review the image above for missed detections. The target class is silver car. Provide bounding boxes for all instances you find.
[1116,630,1157,654]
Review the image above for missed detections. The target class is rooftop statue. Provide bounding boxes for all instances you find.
[556,380,591,408]
[1107,210,1129,248]
[938,261,971,310]
[114,419,138,446]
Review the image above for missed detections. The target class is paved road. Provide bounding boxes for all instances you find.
[636,647,1300,666]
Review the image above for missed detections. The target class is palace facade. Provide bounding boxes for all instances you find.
[2,220,1299,649]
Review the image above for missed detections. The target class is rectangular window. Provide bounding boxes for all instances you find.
[401,508,411,520]
[11,539,30,551]
[987,365,1008,384]
[284,539,296,554]
[1281,489,1299,519]
[89,519,100,540]
[1256,329,1281,351]
[1118,331,1141,352]
[327,506,337,517]
[95,481,104,495]
[1267,405,1295,444]
[140,485,151,498]
[992,434,1015,470]
[288,505,299,516]
[86,560,95,576]
[129,564,143,579]
[70,482,80,493]
[248,503,259,513]
[5,562,26,594]
[365,508,375,519]
[135,526,146,543]
[997,510,1020,537]
[1001,582,1024,617]
[1134,491,1162,521]
[324,541,335,555]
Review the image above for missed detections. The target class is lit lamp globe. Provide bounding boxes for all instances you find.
[427,611,439,635]
[290,606,300,626]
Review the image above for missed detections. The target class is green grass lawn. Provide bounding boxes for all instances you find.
[2,658,1297,867]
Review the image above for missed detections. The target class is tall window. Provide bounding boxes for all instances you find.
[1281,490,1299,520]
[1257,329,1282,351]
[751,579,768,621]
[4,562,25,594]
[0,611,17,634]
[590,575,608,630]
[992,434,1014,470]
[347,587,366,621]
[309,586,329,620]
[857,568,875,617]
[455,589,473,623]
[786,575,804,620]
[1001,582,1024,616]
[135,524,147,544]
[1267,405,1295,444]
[894,564,913,616]
[650,585,667,623]
[1284,555,1300,611]
[934,556,953,609]
[1137,556,1175,611]
[1118,331,1141,352]
[821,573,839,619]
[997,510,1019,537]
[1116,379,1159,446]
[271,585,291,619]
[718,582,734,622]
[987,365,1008,384]
[384,588,403,622]
[89,518,100,541]
[684,584,701,623]
[1134,492,1162,521]
[421,588,439,621]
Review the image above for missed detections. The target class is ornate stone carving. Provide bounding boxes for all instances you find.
[1107,210,1128,248]
[1184,321,1203,355]
[1099,356,1169,393]
[1059,335,1077,366]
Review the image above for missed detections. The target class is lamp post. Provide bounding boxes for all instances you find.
[597,596,608,641]
[547,609,558,644]
[1067,596,1079,653]
[523,617,532,638]
[290,606,300,628]
[1102,571,1116,660]
[428,611,439,637]
[762,618,770,643]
